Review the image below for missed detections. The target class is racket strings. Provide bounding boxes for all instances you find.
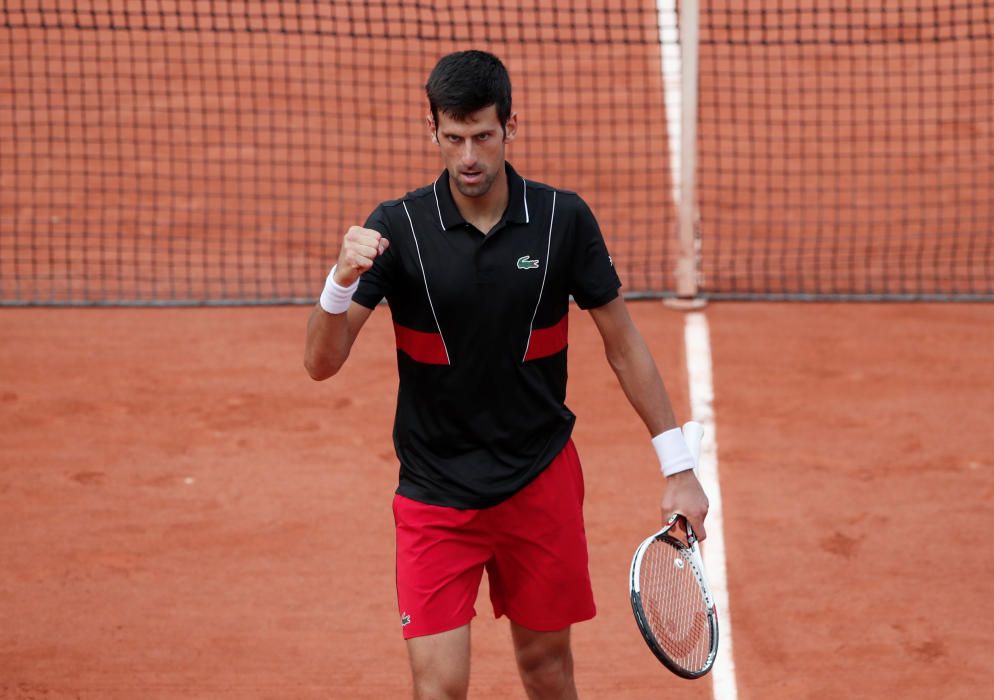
[640,540,712,672]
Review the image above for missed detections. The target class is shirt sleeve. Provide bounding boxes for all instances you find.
[352,205,395,310]
[567,195,622,310]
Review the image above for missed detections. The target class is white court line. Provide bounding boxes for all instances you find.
[655,0,683,212]
[685,312,738,700]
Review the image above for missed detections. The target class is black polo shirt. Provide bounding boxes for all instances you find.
[353,162,621,509]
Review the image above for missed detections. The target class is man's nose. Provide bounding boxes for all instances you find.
[460,141,477,166]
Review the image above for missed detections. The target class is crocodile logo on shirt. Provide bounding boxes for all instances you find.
[517,255,540,270]
[400,612,411,627]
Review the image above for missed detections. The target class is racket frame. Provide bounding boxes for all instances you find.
[629,515,719,679]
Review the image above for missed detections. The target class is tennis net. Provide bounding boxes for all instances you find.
[696,1,994,300]
[1,1,991,305]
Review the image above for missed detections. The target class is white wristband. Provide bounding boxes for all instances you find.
[652,427,696,477]
[319,265,359,314]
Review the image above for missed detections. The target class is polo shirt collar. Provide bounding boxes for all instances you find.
[432,162,531,231]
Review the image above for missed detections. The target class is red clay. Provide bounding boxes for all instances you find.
[709,302,994,700]
[2,302,991,698]
[0,303,700,699]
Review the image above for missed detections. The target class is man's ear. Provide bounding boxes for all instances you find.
[426,115,438,144]
[503,112,518,143]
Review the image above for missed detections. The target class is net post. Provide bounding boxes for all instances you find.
[665,0,705,310]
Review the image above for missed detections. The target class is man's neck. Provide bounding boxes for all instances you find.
[452,167,509,235]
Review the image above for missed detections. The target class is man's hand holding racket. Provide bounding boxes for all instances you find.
[661,465,709,541]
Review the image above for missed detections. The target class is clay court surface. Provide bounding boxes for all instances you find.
[2,301,992,699]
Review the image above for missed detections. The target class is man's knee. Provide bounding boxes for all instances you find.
[410,655,469,700]
[407,625,471,700]
[512,625,576,697]
[411,673,469,700]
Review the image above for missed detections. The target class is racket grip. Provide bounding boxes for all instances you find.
[682,421,704,466]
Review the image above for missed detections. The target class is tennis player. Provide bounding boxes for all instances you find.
[305,50,709,700]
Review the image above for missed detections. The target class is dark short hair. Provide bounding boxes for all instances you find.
[425,50,512,131]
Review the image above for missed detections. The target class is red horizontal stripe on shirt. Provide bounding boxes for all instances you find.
[394,322,449,365]
[524,313,568,362]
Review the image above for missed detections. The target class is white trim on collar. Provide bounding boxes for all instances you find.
[432,176,445,229]
[433,169,530,228]
[523,178,530,224]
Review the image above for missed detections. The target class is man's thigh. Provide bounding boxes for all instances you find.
[394,494,490,639]
[486,440,596,630]
[406,624,472,700]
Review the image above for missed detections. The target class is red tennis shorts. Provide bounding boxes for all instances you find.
[392,439,596,639]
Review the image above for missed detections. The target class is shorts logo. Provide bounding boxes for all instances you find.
[400,612,411,627]
[517,255,540,270]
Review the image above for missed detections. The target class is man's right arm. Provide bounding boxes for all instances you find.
[303,226,389,381]
[304,301,373,380]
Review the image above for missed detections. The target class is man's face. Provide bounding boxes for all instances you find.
[429,105,517,199]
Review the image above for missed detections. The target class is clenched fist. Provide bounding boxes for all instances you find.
[334,226,390,286]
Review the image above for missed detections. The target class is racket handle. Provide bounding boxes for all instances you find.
[664,512,699,546]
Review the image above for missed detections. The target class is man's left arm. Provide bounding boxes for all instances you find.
[588,296,710,538]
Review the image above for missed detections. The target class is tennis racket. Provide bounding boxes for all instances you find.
[629,420,718,679]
